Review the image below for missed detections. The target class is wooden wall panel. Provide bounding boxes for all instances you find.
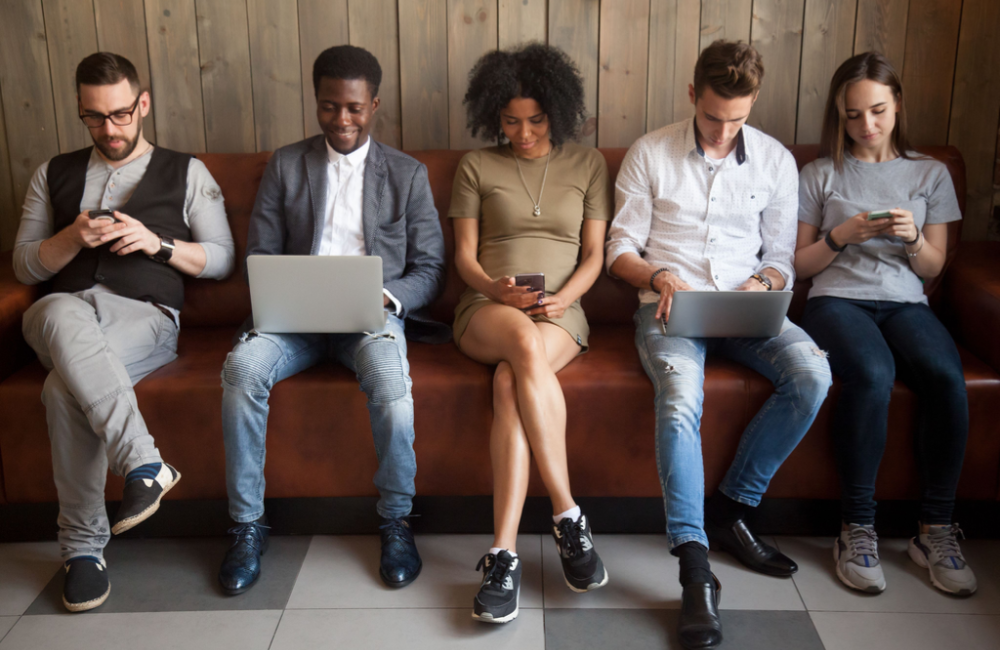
[41,0,99,153]
[246,0,303,152]
[94,0,158,143]
[700,0,752,51]
[144,0,206,153]
[749,0,806,145]
[854,0,909,70]
[447,1,498,149]
[901,0,962,146]
[796,0,857,143]
[0,81,17,251]
[195,0,255,154]
[399,0,449,150]
[647,0,679,132]
[349,0,402,149]
[548,0,599,146]
[499,0,547,49]
[298,0,349,140]
[598,0,649,148]
[672,0,701,122]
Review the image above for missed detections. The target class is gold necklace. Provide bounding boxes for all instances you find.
[512,145,551,217]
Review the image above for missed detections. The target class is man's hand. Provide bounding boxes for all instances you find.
[654,271,692,321]
[491,276,543,310]
[103,211,161,256]
[736,276,769,292]
[63,211,127,249]
[383,294,390,307]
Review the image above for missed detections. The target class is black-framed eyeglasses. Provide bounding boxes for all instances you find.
[79,95,141,128]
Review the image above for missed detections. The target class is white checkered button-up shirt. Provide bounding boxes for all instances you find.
[606,118,799,304]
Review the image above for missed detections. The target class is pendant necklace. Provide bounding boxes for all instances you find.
[513,145,551,217]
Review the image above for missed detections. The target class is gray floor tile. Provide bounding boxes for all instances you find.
[286,534,543,609]
[810,611,1000,650]
[542,535,804,610]
[544,609,825,650]
[23,536,311,615]
[0,618,17,643]
[782,536,1000,614]
[271,608,545,650]
[0,611,281,650]
[0,543,61,615]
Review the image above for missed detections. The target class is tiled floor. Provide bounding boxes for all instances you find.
[0,534,997,649]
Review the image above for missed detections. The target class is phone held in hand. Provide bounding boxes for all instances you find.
[88,209,120,223]
[514,272,545,295]
[867,210,891,221]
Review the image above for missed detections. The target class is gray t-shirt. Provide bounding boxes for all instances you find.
[798,151,961,304]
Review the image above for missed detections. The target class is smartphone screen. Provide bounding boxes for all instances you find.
[514,273,545,294]
[89,209,119,223]
[867,210,891,221]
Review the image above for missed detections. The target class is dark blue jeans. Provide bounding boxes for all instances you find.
[802,297,969,525]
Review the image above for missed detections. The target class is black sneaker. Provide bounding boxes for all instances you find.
[553,513,609,592]
[112,463,181,535]
[472,550,521,624]
[62,556,110,612]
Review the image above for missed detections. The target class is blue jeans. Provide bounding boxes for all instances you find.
[634,303,832,550]
[221,315,416,522]
[802,297,969,525]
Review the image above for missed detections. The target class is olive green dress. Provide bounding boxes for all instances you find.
[448,143,611,351]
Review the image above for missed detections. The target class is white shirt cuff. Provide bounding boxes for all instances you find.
[383,288,402,315]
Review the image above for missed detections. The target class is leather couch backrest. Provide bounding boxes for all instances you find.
[183,146,966,328]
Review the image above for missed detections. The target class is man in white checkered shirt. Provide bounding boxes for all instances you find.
[605,40,832,650]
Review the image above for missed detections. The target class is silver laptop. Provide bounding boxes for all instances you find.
[663,290,792,338]
[247,255,386,333]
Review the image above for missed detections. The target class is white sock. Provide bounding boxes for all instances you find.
[489,547,517,558]
[553,505,581,524]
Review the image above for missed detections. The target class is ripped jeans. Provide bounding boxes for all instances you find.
[221,315,416,522]
[634,303,832,550]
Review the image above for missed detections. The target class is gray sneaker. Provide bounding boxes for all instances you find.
[908,523,977,596]
[833,524,886,593]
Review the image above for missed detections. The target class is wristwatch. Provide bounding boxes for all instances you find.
[824,230,847,253]
[750,273,773,291]
[150,234,175,264]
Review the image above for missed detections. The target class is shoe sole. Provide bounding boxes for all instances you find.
[907,539,977,597]
[63,583,110,612]
[832,541,885,594]
[380,561,423,589]
[564,567,610,593]
[472,588,519,624]
[111,470,182,536]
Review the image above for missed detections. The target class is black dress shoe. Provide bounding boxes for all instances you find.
[705,518,797,576]
[219,516,270,595]
[379,517,422,588]
[678,574,723,649]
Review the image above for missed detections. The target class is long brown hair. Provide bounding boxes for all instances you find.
[818,52,914,171]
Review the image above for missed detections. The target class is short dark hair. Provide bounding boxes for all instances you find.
[693,40,764,99]
[312,45,382,98]
[76,52,140,94]
[463,43,587,146]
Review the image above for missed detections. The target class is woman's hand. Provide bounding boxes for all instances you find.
[830,212,892,246]
[525,293,570,319]
[883,208,919,243]
[491,276,542,310]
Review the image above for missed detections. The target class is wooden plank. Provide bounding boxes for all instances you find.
[597,0,649,148]
[796,0,857,143]
[672,0,701,122]
[647,0,679,132]
[144,0,206,152]
[948,0,1000,241]
[41,0,99,153]
[246,0,303,152]
[548,0,599,145]
[901,0,962,146]
[195,0,255,154]
[700,0,752,52]
[94,0,158,143]
[749,0,806,145]
[297,0,349,140]
[499,0,547,49]
[0,79,17,251]
[447,0,498,149]
[853,0,909,71]
[399,0,449,150]
[0,1,61,223]
[349,0,402,149]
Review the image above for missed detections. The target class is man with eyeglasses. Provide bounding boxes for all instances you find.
[13,52,234,612]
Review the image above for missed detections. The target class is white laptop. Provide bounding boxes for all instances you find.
[663,290,793,338]
[247,255,386,333]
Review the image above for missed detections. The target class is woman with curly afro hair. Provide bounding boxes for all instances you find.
[449,43,611,623]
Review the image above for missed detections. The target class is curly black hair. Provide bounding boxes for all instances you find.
[463,43,587,146]
[313,45,382,98]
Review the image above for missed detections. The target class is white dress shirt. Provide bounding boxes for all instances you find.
[606,118,799,304]
[319,137,399,314]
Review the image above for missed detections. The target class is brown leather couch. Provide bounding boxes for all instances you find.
[1,146,999,511]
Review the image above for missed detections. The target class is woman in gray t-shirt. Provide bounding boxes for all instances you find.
[793,52,976,598]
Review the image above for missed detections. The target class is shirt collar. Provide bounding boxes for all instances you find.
[326,136,370,167]
[687,118,748,166]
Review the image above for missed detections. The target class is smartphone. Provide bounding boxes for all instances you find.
[867,210,892,221]
[88,209,120,223]
[514,272,545,295]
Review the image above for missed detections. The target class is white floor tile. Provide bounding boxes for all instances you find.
[542,534,805,610]
[810,611,1000,650]
[0,543,61,615]
[285,534,543,609]
[0,611,281,650]
[271,608,545,650]
[782,536,1000,614]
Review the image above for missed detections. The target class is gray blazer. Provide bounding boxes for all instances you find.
[244,135,449,342]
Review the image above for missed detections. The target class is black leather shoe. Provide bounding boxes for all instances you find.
[219,516,270,595]
[678,574,723,649]
[706,518,797,576]
[379,517,422,588]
